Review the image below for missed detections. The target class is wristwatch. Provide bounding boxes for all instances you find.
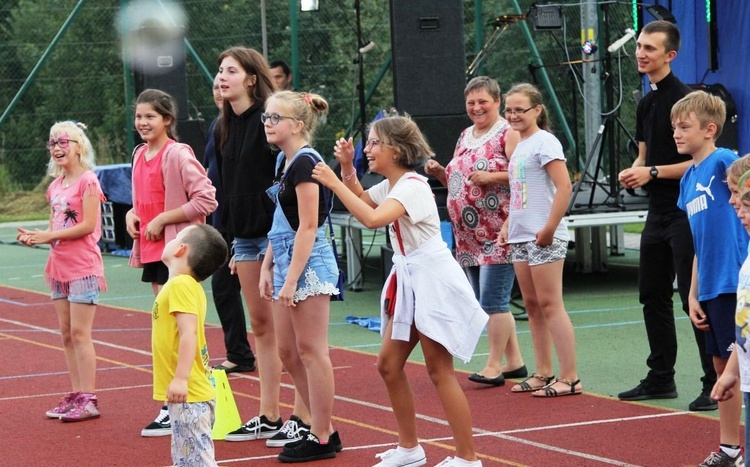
[649,166,659,179]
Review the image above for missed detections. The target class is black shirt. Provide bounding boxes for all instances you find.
[217,102,276,238]
[635,71,692,215]
[276,153,328,231]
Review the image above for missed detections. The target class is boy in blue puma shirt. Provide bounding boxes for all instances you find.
[675,90,748,467]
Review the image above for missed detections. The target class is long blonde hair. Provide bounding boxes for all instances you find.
[47,121,95,177]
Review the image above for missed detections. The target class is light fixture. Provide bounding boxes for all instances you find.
[532,4,563,30]
[301,0,319,12]
[646,5,676,23]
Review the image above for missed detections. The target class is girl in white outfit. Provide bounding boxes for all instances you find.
[312,115,486,467]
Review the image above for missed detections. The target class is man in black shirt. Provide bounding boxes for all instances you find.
[617,21,717,411]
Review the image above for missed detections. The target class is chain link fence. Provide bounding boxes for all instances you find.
[1,0,641,194]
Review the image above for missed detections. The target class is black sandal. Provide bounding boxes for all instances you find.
[532,377,582,397]
[511,373,555,393]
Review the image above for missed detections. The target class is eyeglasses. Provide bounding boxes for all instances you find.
[45,137,78,149]
[365,138,385,149]
[503,106,536,116]
[260,113,297,125]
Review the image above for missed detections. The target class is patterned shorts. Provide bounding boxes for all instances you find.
[168,400,216,467]
[510,238,568,266]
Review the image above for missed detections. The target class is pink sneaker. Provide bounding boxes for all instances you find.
[60,394,100,422]
[45,392,81,419]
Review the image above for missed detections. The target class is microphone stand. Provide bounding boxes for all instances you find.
[466,22,511,79]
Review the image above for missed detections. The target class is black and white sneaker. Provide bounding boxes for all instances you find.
[225,415,283,441]
[278,433,337,463]
[141,406,171,437]
[266,415,311,447]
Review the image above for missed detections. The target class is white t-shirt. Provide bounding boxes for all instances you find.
[367,173,440,255]
[507,130,569,243]
[736,250,750,393]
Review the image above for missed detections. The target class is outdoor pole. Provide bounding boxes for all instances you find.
[355,0,367,136]
[261,0,268,60]
[474,0,483,76]
[509,0,576,161]
[582,0,601,178]
[122,0,135,155]
[0,0,87,129]
[289,0,300,91]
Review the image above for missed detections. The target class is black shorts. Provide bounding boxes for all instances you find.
[141,261,169,285]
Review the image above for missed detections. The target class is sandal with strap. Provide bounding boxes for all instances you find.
[511,373,555,393]
[532,377,582,397]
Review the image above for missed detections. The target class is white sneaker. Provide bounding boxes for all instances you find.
[373,445,427,467]
[434,457,482,467]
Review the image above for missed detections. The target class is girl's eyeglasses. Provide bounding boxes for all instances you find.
[260,113,297,125]
[45,137,78,149]
[503,107,536,116]
[365,138,386,148]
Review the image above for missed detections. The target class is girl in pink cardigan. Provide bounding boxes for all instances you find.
[125,89,217,436]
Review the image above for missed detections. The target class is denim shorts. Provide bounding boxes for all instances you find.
[465,263,515,314]
[234,236,269,262]
[510,238,568,266]
[270,235,339,302]
[50,280,100,305]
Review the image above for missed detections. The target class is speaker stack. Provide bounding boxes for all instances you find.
[133,42,206,162]
[389,0,470,167]
[688,83,739,152]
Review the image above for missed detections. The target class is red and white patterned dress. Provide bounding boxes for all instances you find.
[445,118,512,268]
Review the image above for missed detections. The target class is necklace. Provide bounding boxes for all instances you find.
[62,171,82,188]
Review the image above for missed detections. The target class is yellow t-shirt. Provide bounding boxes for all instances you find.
[151,274,215,402]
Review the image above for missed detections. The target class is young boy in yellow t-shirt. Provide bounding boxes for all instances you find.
[152,224,227,466]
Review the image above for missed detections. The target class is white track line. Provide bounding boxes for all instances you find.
[0,317,152,356]
[0,304,690,466]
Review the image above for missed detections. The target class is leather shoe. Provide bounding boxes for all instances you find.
[468,372,505,386]
[618,379,677,401]
[502,365,528,379]
[214,361,256,373]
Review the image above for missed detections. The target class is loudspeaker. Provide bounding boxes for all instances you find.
[389,0,466,116]
[689,83,739,152]
[178,119,207,164]
[133,45,189,120]
[413,114,471,166]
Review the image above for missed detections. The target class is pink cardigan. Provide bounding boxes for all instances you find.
[128,142,217,267]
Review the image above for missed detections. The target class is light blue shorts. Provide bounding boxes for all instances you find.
[270,235,339,302]
[50,279,100,304]
[233,236,269,262]
[465,264,515,314]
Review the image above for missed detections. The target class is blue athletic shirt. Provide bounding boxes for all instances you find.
[678,148,748,301]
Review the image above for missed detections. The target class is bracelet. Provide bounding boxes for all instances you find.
[341,169,358,181]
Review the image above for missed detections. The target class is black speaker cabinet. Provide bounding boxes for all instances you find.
[178,119,206,164]
[413,114,471,167]
[389,0,466,117]
[689,83,739,152]
[133,46,189,120]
